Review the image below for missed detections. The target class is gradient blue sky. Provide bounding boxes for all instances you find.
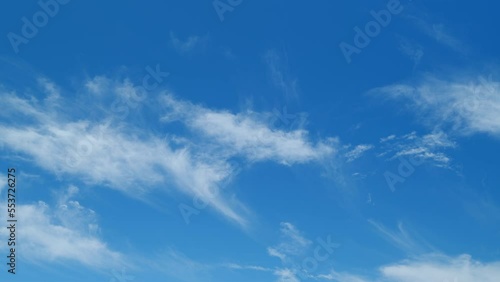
[1,0,500,281]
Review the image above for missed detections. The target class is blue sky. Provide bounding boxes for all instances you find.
[1,0,500,281]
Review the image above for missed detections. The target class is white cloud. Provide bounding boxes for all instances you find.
[380,134,396,143]
[377,131,456,168]
[311,221,500,281]
[368,220,434,255]
[267,222,312,263]
[274,268,300,282]
[160,94,336,165]
[316,271,369,282]
[38,77,60,101]
[0,77,336,228]
[0,186,126,270]
[0,84,249,226]
[142,244,500,282]
[85,75,110,95]
[314,254,500,282]
[379,254,500,282]
[372,73,500,137]
[223,263,273,272]
[344,144,374,162]
[169,32,207,54]
[223,222,347,282]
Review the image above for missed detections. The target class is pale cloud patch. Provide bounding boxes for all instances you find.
[169,31,208,54]
[85,75,110,95]
[407,15,467,54]
[38,77,60,101]
[397,37,424,69]
[344,144,374,162]
[274,268,300,282]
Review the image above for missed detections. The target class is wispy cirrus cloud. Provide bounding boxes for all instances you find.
[254,222,338,281]
[406,15,468,54]
[264,49,299,102]
[397,36,424,69]
[378,131,456,168]
[368,220,435,255]
[160,94,336,166]
[151,249,212,282]
[371,73,500,137]
[344,144,374,162]
[267,222,313,263]
[211,221,500,282]
[0,75,337,228]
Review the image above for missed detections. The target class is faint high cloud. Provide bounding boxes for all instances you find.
[264,49,299,102]
[407,15,468,54]
[397,36,424,69]
[368,220,435,255]
[267,222,313,263]
[152,249,212,282]
[169,31,208,54]
[378,131,456,168]
[344,144,374,162]
[371,73,500,137]
[227,222,339,281]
